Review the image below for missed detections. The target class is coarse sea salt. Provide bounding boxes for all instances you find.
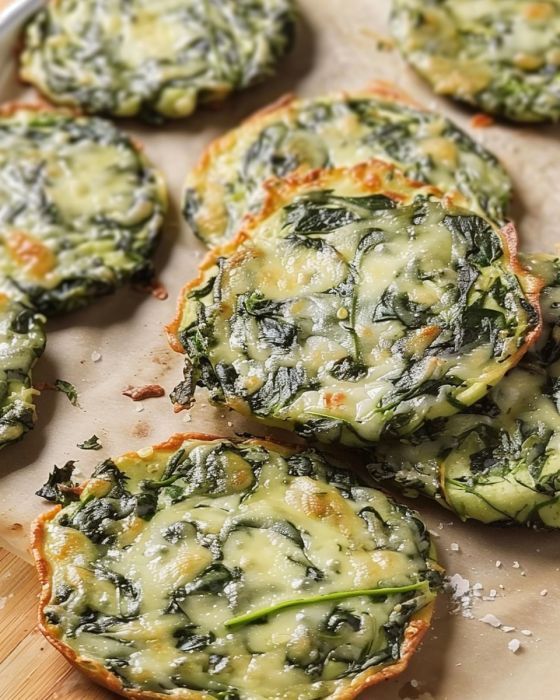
[448,573,470,598]
[479,614,501,628]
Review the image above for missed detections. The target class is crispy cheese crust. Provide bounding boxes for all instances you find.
[20,0,296,120]
[33,432,439,699]
[183,82,511,248]
[0,103,167,314]
[169,161,541,447]
[391,0,560,122]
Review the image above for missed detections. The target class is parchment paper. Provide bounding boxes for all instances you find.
[0,1,559,698]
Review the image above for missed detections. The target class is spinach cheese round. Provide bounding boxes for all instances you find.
[185,84,511,248]
[168,161,541,447]
[20,0,296,120]
[367,254,560,528]
[0,104,166,315]
[33,433,440,699]
[0,281,46,449]
[391,0,560,122]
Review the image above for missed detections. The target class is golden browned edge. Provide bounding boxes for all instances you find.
[0,99,81,118]
[170,160,543,413]
[32,430,436,700]
[188,79,427,193]
[500,221,544,353]
[167,158,452,355]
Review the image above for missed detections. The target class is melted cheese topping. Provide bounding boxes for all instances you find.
[185,90,511,248]
[40,437,438,698]
[20,0,296,118]
[367,254,560,528]
[392,0,560,121]
[0,281,45,449]
[176,165,538,446]
[0,108,166,314]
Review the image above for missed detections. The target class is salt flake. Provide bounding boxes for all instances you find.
[508,639,521,653]
[480,614,501,628]
[448,573,470,598]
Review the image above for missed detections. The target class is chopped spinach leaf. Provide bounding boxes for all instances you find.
[36,461,79,505]
[54,379,79,406]
[77,435,102,450]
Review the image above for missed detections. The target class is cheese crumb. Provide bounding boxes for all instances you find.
[501,626,516,633]
[450,542,460,552]
[495,560,502,568]
[91,350,102,362]
[137,446,154,459]
[540,589,548,596]
[521,630,532,637]
[512,561,520,569]
[508,639,521,653]
[480,614,501,628]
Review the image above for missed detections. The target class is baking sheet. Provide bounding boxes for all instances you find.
[0,1,559,698]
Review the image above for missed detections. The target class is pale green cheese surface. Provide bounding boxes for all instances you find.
[21,0,296,118]
[185,90,511,247]
[392,0,560,121]
[367,254,560,527]
[41,437,437,699]
[0,108,166,314]
[0,282,45,449]
[176,166,538,446]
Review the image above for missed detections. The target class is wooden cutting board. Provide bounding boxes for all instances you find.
[0,548,118,700]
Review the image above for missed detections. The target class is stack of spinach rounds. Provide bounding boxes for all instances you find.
[170,160,539,443]
[183,84,512,247]
[169,84,560,530]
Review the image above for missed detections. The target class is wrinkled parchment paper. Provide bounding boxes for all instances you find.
[0,1,559,698]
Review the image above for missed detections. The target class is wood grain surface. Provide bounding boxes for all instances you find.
[0,548,118,700]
